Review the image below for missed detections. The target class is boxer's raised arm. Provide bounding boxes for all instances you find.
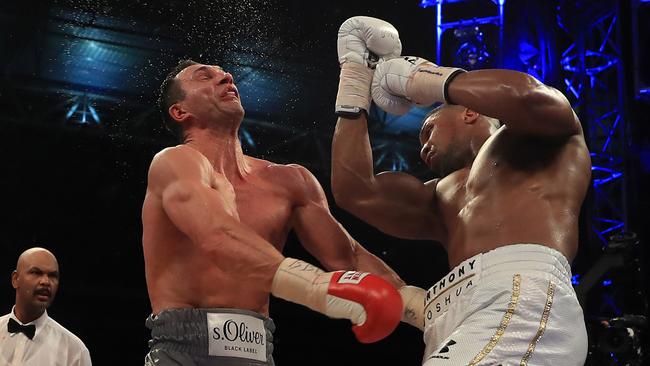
[446,70,581,138]
[372,56,581,138]
[332,116,445,241]
[332,17,444,241]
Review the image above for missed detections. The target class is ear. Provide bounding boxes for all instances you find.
[11,270,18,289]
[462,108,479,124]
[169,103,190,124]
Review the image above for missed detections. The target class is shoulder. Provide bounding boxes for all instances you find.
[250,160,324,202]
[243,155,275,170]
[282,164,326,203]
[148,145,211,188]
[0,313,9,324]
[283,163,316,182]
[151,145,208,169]
[47,318,89,351]
[246,157,314,182]
[273,163,321,189]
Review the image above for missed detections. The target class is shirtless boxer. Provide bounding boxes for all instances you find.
[331,18,591,365]
[142,18,407,366]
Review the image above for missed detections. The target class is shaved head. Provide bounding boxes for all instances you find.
[419,104,501,177]
[12,247,60,323]
[16,247,58,271]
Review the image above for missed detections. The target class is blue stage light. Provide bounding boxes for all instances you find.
[602,279,612,286]
[572,274,580,285]
[419,0,436,9]
[65,95,100,125]
[240,128,256,149]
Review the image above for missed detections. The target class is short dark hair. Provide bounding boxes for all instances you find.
[423,103,501,128]
[423,103,449,122]
[158,59,199,142]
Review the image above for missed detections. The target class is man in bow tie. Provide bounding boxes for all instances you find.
[0,247,92,365]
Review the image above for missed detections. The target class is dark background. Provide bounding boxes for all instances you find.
[1,0,648,365]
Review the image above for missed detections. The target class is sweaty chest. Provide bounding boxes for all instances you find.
[233,183,294,245]
[435,131,513,226]
[435,129,566,233]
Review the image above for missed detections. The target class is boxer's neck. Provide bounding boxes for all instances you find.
[184,127,251,180]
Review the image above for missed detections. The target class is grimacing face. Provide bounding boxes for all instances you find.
[419,108,472,177]
[173,64,244,122]
[12,250,60,313]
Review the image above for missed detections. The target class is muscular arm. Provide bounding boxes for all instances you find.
[447,70,581,137]
[147,147,284,287]
[331,115,445,241]
[288,164,405,288]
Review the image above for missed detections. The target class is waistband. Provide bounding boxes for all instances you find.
[424,244,575,329]
[427,244,573,301]
[477,244,572,285]
[147,308,275,361]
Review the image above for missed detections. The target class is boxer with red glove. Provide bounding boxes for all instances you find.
[272,258,402,343]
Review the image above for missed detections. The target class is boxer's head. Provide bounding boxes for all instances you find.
[12,247,59,322]
[159,59,244,142]
[419,104,500,177]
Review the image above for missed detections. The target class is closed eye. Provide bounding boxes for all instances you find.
[420,125,432,144]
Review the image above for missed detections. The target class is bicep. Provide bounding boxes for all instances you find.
[343,171,443,240]
[289,166,357,270]
[161,179,234,243]
[449,70,581,138]
[515,85,582,137]
[292,201,357,271]
[148,149,235,242]
[291,182,405,287]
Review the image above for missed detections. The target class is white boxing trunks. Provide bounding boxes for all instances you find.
[422,244,587,366]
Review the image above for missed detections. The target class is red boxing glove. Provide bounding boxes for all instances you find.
[328,271,403,343]
[271,258,402,343]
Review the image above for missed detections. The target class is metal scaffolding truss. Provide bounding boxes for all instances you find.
[421,0,505,67]
[558,3,628,246]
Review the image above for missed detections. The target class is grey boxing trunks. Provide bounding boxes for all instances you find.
[144,308,275,366]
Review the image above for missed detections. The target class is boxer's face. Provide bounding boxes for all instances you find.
[419,106,472,177]
[174,63,244,123]
[12,251,59,313]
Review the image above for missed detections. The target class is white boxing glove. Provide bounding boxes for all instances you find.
[335,16,402,118]
[372,56,466,115]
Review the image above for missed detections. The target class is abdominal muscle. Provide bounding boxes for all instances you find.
[440,129,588,269]
[443,187,581,269]
[143,198,281,316]
[146,243,274,316]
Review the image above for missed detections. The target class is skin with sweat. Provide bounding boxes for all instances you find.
[143,63,403,316]
[331,68,591,268]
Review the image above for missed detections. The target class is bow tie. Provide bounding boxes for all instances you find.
[8,318,36,340]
